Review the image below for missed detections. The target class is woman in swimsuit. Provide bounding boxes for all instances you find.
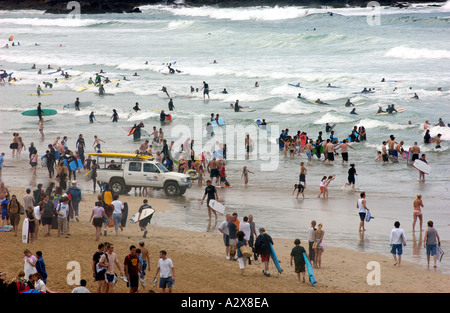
[241,166,254,186]
[317,176,327,198]
[323,175,336,198]
[413,194,424,232]
[313,223,325,269]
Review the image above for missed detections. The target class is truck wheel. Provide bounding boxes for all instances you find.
[164,182,180,197]
[110,178,126,195]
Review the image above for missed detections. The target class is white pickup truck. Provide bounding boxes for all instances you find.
[89,153,192,197]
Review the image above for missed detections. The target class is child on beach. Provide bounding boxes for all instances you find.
[241,166,254,186]
[290,239,307,283]
[198,165,205,186]
[343,164,357,190]
[323,175,336,198]
[317,176,327,198]
[292,183,305,199]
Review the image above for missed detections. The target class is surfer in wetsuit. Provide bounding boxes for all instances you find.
[377,106,385,114]
[168,98,175,111]
[133,122,144,140]
[345,99,354,107]
[37,102,43,121]
[133,102,141,112]
[297,93,302,99]
[89,111,96,123]
[234,100,241,112]
[221,88,228,94]
[350,108,358,115]
[160,110,167,122]
[111,109,118,122]
[161,86,170,98]
[74,97,80,111]
[98,84,105,96]
[37,85,43,96]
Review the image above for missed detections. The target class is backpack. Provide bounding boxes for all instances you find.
[254,234,269,255]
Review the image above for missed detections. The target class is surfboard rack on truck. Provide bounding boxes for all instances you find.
[88,152,192,197]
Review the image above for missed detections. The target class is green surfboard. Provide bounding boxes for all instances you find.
[21,109,57,116]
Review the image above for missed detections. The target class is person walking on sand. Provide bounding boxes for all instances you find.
[236,231,249,276]
[423,221,441,269]
[218,214,231,260]
[255,228,274,277]
[153,250,175,293]
[98,243,124,293]
[308,221,316,267]
[390,221,407,267]
[124,245,142,293]
[200,180,219,221]
[413,194,424,232]
[138,240,150,282]
[111,194,124,236]
[89,196,109,241]
[137,199,153,238]
[357,192,369,232]
[290,239,307,283]
[313,223,325,269]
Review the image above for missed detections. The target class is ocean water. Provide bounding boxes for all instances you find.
[1,3,450,273]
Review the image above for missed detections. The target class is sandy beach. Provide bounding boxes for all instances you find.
[0,185,448,294]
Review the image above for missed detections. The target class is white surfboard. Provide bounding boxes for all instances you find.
[84,169,93,181]
[129,208,155,223]
[208,199,225,215]
[413,159,431,175]
[22,218,29,244]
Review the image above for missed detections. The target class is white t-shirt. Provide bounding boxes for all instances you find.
[157,257,173,278]
[34,205,42,220]
[34,279,46,293]
[72,286,90,293]
[57,203,69,219]
[308,226,315,242]
[239,222,251,241]
[111,200,123,215]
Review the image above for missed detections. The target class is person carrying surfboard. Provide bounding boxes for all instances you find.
[200,180,219,221]
[290,239,308,283]
[255,228,274,277]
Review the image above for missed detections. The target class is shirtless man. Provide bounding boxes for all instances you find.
[151,127,159,144]
[381,141,389,164]
[207,157,220,185]
[413,194,424,232]
[138,240,150,288]
[299,162,307,187]
[335,139,355,165]
[431,134,442,149]
[387,135,397,161]
[410,142,420,162]
[139,140,149,154]
[326,140,335,164]
[0,182,10,202]
[394,141,404,160]
[304,140,313,162]
[322,139,329,162]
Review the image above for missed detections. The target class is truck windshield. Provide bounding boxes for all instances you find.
[155,162,169,173]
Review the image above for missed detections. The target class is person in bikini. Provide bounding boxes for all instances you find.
[413,194,424,232]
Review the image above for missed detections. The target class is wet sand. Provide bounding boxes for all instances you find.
[0,186,448,293]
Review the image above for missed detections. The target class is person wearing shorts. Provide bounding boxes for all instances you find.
[390,221,406,266]
[124,245,141,293]
[154,250,175,293]
[290,239,307,283]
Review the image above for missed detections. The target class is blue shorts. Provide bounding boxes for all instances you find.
[159,277,173,289]
[359,212,366,221]
[391,244,403,255]
[426,244,437,256]
[1,209,8,220]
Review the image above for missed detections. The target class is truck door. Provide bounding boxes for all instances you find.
[127,161,142,185]
[142,163,161,186]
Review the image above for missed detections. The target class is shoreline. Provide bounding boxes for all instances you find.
[0,185,448,293]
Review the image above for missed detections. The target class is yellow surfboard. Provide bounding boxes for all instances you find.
[88,152,154,160]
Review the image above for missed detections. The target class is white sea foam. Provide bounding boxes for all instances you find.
[385,46,450,60]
